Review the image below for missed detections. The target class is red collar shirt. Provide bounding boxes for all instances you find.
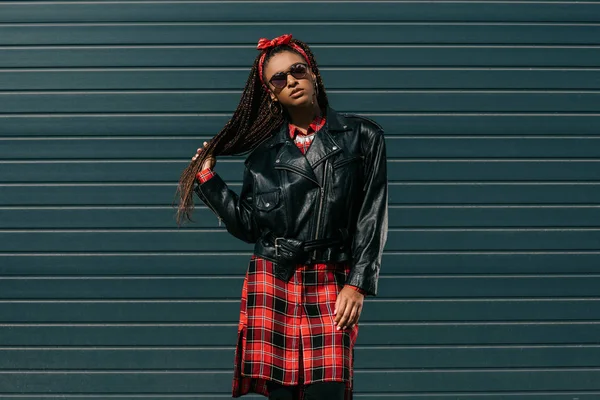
[288,114,326,154]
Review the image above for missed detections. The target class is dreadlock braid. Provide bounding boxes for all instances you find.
[176,38,329,224]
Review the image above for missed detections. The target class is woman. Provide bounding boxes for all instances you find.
[177,34,388,400]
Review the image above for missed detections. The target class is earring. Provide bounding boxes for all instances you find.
[269,100,282,116]
[310,82,319,106]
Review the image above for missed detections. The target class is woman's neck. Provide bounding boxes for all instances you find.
[288,102,322,130]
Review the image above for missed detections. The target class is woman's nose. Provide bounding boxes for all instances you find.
[287,74,298,87]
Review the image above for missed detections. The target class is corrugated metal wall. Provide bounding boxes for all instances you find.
[1,1,600,398]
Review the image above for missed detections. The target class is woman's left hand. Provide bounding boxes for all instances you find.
[334,286,364,330]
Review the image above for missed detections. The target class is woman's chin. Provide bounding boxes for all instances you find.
[285,96,313,109]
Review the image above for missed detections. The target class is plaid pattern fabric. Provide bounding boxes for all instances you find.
[195,167,216,183]
[289,114,326,154]
[233,256,357,399]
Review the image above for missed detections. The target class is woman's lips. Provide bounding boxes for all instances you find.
[290,89,304,99]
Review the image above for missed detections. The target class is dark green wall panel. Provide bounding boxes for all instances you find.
[387,183,600,205]
[2,24,599,46]
[1,1,597,397]
[2,2,599,23]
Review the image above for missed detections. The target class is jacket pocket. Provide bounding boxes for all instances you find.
[255,189,281,212]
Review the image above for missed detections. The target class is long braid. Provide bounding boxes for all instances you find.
[176,38,328,224]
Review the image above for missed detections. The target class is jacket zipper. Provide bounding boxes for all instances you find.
[314,158,329,240]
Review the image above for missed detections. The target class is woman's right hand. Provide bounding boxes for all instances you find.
[192,141,216,170]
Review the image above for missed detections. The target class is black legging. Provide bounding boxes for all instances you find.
[267,381,345,400]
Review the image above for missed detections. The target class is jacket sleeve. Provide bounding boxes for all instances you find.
[194,166,260,244]
[345,129,388,296]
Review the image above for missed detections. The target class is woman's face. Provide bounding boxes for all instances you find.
[263,50,317,110]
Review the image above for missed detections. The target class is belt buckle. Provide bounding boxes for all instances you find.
[311,248,321,263]
[274,237,285,256]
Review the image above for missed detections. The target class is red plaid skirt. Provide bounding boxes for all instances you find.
[232,256,358,399]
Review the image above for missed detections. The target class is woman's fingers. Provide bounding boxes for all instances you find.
[336,310,349,330]
[192,147,203,161]
[349,303,362,328]
[334,296,347,326]
[192,142,210,161]
[340,303,361,330]
[335,296,356,330]
[346,306,358,328]
[334,288,364,330]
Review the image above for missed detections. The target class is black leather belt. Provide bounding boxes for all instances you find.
[265,231,345,256]
[262,230,349,281]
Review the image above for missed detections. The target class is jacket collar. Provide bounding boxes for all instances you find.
[268,106,350,147]
[269,106,351,187]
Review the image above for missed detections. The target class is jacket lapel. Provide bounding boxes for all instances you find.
[272,123,320,186]
[304,124,342,172]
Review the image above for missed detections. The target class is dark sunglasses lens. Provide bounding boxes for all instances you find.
[270,74,287,89]
[291,64,308,79]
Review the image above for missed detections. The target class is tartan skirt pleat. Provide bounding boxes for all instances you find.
[232,256,358,399]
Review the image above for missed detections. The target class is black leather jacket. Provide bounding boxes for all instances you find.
[195,107,388,295]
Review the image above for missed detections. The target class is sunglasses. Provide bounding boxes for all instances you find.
[268,63,309,89]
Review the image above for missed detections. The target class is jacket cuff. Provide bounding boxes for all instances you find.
[195,168,216,183]
[345,271,377,297]
[345,284,367,296]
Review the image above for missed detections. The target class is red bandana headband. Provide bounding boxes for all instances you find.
[257,34,312,88]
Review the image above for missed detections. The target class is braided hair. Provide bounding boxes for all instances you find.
[176,38,329,224]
